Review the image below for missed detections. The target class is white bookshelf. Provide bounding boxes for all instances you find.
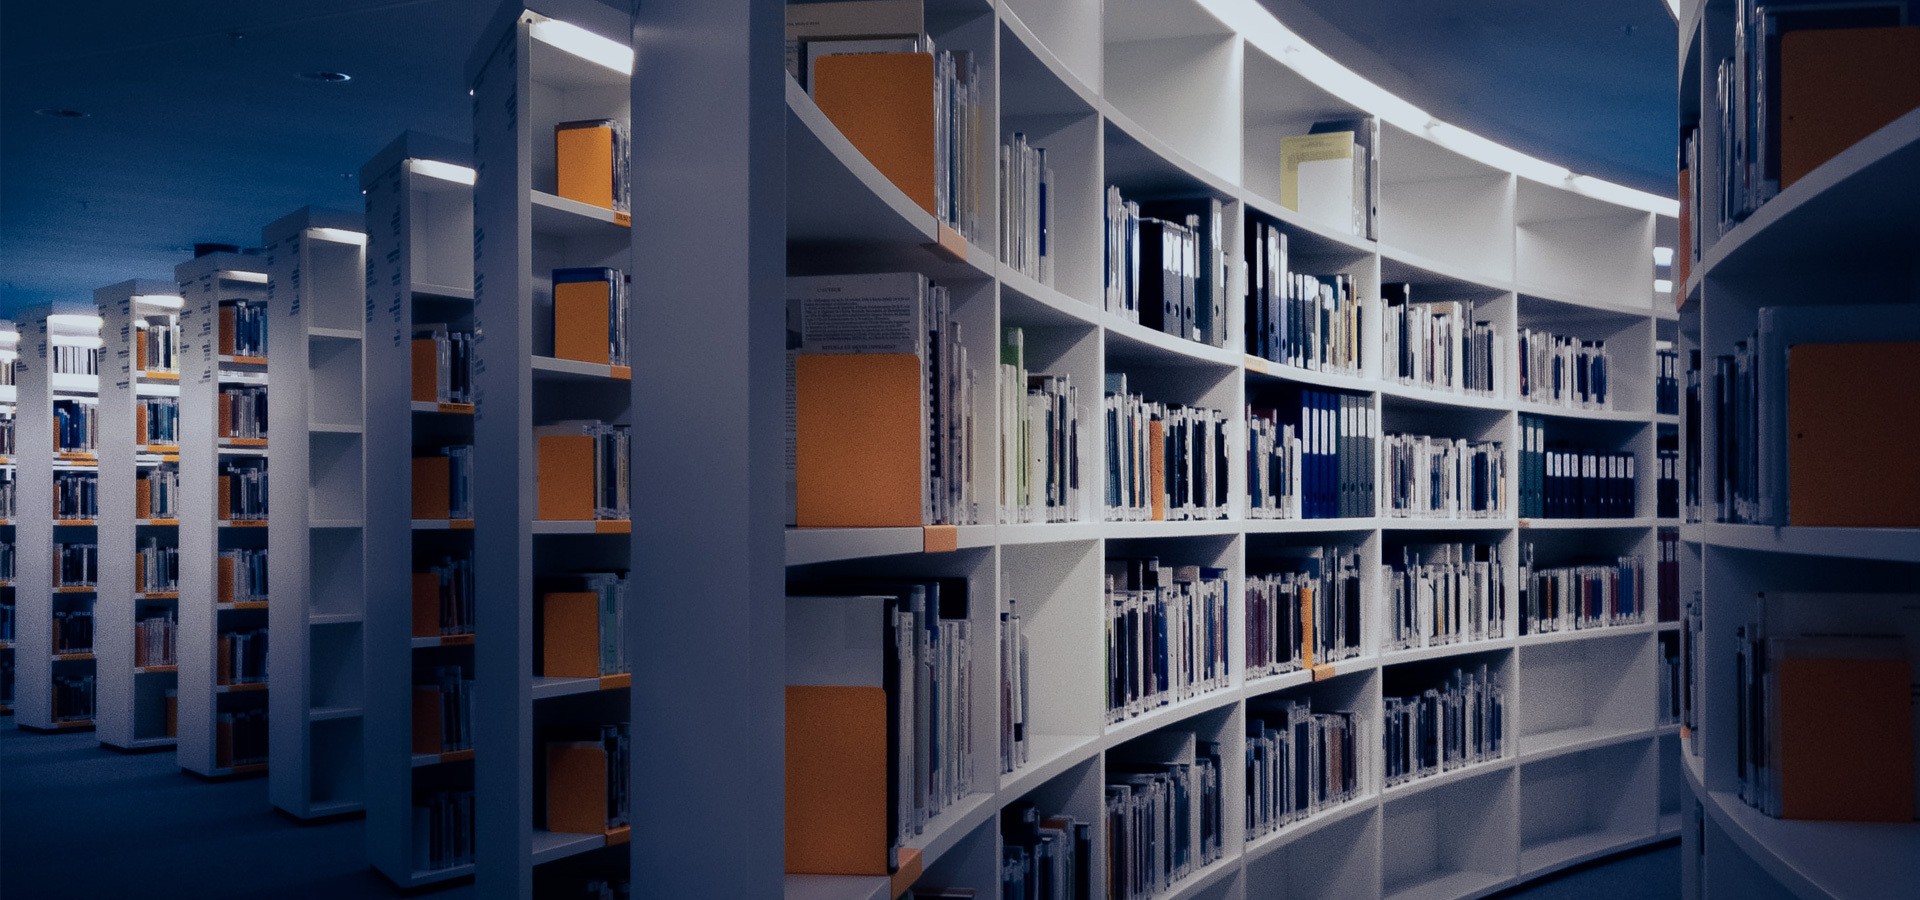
[173,250,272,777]
[1676,1,1920,895]
[94,281,183,750]
[468,2,635,893]
[360,131,480,888]
[11,309,103,733]
[263,207,369,817]
[771,0,1679,897]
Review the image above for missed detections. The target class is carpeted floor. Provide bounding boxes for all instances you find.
[1,725,1677,899]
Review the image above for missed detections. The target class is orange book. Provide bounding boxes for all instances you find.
[412,688,444,755]
[216,715,234,766]
[1780,27,1920,189]
[411,338,438,403]
[555,120,621,212]
[218,306,236,356]
[217,476,232,521]
[1774,639,1913,821]
[135,404,148,444]
[135,338,147,374]
[1787,342,1920,526]
[786,685,890,875]
[217,556,235,604]
[552,273,612,365]
[217,392,233,438]
[811,52,938,217]
[217,635,233,685]
[412,456,450,520]
[546,741,610,833]
[795,353,924,527]
[541,591,600,678]
[134,554,146,593]
[535,433,596,521]
[1148,418,1166,521]
[1299,585,1315,669]
[135,476,151,520]
[413,573,441,638]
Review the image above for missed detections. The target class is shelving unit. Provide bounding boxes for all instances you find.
[1675,0,1920,895]
[775,0,1680,897]
[468,2,636,894]
[174,250,273,777]
[0,322,15,719]
[263,207,370,817]
[94,280,183,750]
[360,131,480,888]
[13,309,104,733]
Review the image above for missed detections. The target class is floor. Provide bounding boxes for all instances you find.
[1,726,1679,899]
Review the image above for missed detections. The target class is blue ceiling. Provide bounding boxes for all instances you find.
[1,0,1676,316]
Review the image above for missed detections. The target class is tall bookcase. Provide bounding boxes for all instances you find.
[174,250,273,777]
[263,208,370,817]
[0,322,16,721]
[95,280,184,751]
[468,2,637,894]
[13,309,104,733]
[774,0,1681,898]
[360,131,481,888]
[1673,0,1920,895]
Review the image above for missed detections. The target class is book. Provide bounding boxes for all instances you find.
[533,421,629,521]
[1383,663,1505,785]
[551,268,629,368]
[1105,377,1228,522]
[998,327,1080,525]
[540,572,627,678]
[1000,801,1091,900]
[1247,698,1360,837]
[546,724,631,833]
[1775,20,1919,191]
[554,119,631,215]
[1000,132,1054,286]
[1104,559,1230,724]
[783,0,924,86]
[1246,547,1363,679]
[1385,543,1507,650]
[1518,545,1646,635]
[1105,734,1224,898]
[1786,341,1920,526]
[1279,131,1362,236]
[1307,116,1380,239]
[1382,433,1507,520]
[810,48,982,242]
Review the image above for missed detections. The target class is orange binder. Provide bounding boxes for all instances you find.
[1787,342,1920,526]
[412,573,441,638]
[1299,585,1315,670]
[1148,418,1166,521]
[786,684,890,875]
[1779,27,1920,189]
[553,278,612,365]
[811,52,938,217]
[541,591,600,678]
[412,688,444,755]
[555,121,618,211]
[536,433,596,520]
[411,338,438,403]
[1776,644,1913,821]
[546,741,610,833]
[795,353,924,527]
[412,456,450,520]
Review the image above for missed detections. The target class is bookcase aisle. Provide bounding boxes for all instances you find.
[1675,0,1920,896]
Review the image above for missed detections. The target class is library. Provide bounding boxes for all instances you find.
[1,0,1915,898]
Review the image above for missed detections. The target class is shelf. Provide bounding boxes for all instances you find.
[784,874,888,900]
[134,665,178,675]
[409,400,474,415]
[1380,517,1516,531]
[784,524,995,566]
[215,682,269,693]
[1513,619,1661,648]
[52,651,96,662]
[1519,724,1654,761]
[995,522,1104,546]
[530,355,631,383]
[530,190,631,237]
[1384,867,1508,900]
[1378,639,1514,668]
[1513,403,1651,424]
[528,829,608,866]
[1243,517,1380,535]
[411,519,476,531]
[1518,518,1653,530]
[999,732,1101,801]
[530,673,630,700]
[219,601,271,611]
[1104,314,1240,369]
[309,706,362,721]
[411,283,474,303]
[410,633,476,649]
[1520,830,1652,879]
[530,519,631,535]
[1382,756,1513,801]
[310,613,362,626]
[1244,794,1382,864]
[1099,519,1238,540]
[1103,686,1241,746]
[411,749,475,768]
[1692,522,1920,564]
[1698,786,1920,899]
[208,763,269,777]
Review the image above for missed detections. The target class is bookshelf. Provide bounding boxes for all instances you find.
[468,2,636,894]
[360,131,480,887]
[174,250,273,777]
[94,281,183,750]
[263,207,370,818]
[776,0,1681,897]
[1675,0,1920,892]
[12,309,103,733]
[0,323,14,720]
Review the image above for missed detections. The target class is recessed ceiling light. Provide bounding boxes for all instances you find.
[298,70,351,83]
[35,108,89,118]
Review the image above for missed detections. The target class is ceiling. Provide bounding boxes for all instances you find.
[1,0,1676,316]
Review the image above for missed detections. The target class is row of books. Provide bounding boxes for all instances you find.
[136,537,178,593]
[1385,543,1507,651]
[999,133,1053,286]
[137,465,178,520]
[50,343,101,377]
[1383,291,1501,396]
[1250,389,1377,520]
[1105,190,1231,349]
[411,326,474,405]
[54,542,98,588]
[54,470,98,520]
[52,672,95,722]
[546,724,632,834]
[413,555,475,638]
[1103,378,1228,522]
[1656,436,1679,520]
[413,787,475,873]
[412,665,473,754]
[1381,433,1507,520]
[1245,548,1363,680]
[219,458,268,521]
[998,327,1080,524]
[786,578,974,878]
[541,573,628,678]
[1246,701,1361,838]
[412,446,474,520]
[534,422,628,522]
[52,608,93,653]
[1245,219,1363,373]
[218,385,268,440]
[54,397,97,452]
[551,268,630,368]
[1279,118,1379,240]
[1517,329,1608,410]
[218,300,268,359]
[1517,416,1636,519]
[218,548,268,603]
[216,625,267,685]
[1245,408,1302,520]
[135,315,180,376]
[1516,550,1646,636]
[137,396,178,445]
[1106,741,1225,900]
[215,705,267,768]
[1657,528,1680,623]
[1382,664,1506,787]
[1104,559,1229,725]
[555,118,631,216]
[999,801,1091,900]
[134,610,177,667]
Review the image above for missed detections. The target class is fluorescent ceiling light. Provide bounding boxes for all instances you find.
[134,294,185,310]
[1653,247,1675,266]
[308,227,367,246]
[408,158,477,185]
[220,270,270,284]
[1654,279,1675,293]
[530,17,633,75]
